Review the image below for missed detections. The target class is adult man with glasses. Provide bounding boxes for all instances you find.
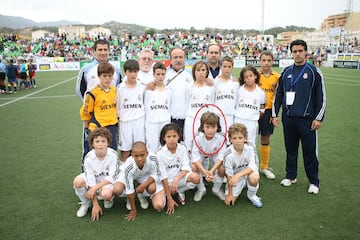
[137,49,155,86]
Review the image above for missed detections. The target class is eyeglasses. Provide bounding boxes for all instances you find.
[140,57,153,61]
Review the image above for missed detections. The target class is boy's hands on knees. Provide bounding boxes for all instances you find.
[229,176,239,186]
[136,183,146,193]
[86,188,96,200]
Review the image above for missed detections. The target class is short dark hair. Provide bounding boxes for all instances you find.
[93,39,110,51]
[124,59,139,72]
[153,62,166,73]
[290,39,307,52]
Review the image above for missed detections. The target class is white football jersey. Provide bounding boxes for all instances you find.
[83,147,119,186]
[234,85,266,121]
[214,79,239,115]
[118,154,167,195]
[191,132,226,163]
[157,143,191,183]
[117,82,146,121]
[224,143,259,177]
[186,84,215,117]
[144,88,172,123]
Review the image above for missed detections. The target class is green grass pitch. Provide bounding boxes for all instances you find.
[0,67,359,239]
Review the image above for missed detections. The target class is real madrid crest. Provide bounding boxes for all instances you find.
[303,73,308,79]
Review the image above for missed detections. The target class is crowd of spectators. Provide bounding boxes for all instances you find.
[0,31,359,64]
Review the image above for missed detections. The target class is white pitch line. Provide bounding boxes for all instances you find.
[0,76,76,108]
[20,94,77,99]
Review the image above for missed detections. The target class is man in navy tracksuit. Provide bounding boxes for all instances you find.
[272,39,326,194]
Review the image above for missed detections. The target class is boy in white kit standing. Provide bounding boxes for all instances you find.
[144,62,172,153]
[117,59,146,162]
[214,56,239,139]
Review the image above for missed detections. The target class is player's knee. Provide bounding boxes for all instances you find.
[73,176,85,188]
[113,182,124,195]
[147,184,156,194]
[190,172,200,184]
[152,201,165,212]
[248,173,260,186]
[101,190,113,201]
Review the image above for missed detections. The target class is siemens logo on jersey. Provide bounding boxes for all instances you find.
[235,163,249,170]
[123,104,142,109]
[94,172,110,178]
[191,103,204,108]
[264,88,274,93]
[238,104,258,110]
[150,105,169,110]
[167,164,180,169]
[216,94,234,100]
[100,103,116,111]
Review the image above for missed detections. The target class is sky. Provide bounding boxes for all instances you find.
[1,0,360,30]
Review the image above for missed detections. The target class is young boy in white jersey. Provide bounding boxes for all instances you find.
[157,123,200,205]
[234,65,266,145]
[113,142,177,221]
[117,59,146,162]
[144,62,172,153]
[73,128,119,220]
[184,60,215,151]
[214,56,239,139]
[191,111,227,202]
[224,123,262,208]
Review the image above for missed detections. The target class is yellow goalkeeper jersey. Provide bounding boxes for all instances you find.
[258,70,280,109]
[80,85,118,130]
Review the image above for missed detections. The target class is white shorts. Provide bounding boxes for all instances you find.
[234,117,258,145]
[145,120,169,154]
[220,114,233,144]
[78,173,113,191]
[196,157,219,176]
[116,173,164,196]
[168,171,193,187]
[184,116,200,151]
[225,176,247,197]
[119,117,145,151]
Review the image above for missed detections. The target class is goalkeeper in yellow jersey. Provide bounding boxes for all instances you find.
[80,62,118,169]
[258,51,279,179]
